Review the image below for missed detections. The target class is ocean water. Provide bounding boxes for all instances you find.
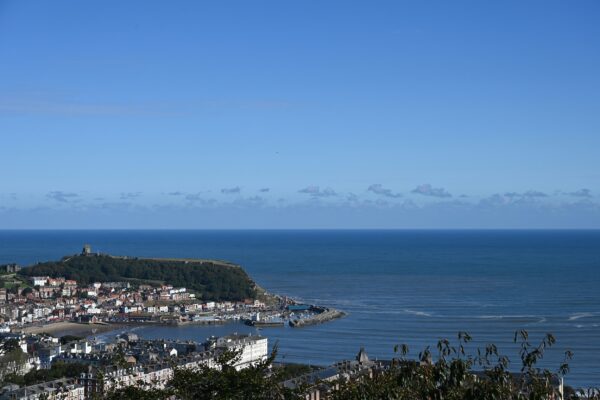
[0,230,598,388]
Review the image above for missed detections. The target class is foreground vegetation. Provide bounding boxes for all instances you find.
[98,332,599,400]
[3,361,88,386]
[19,254,256,301]
[98,349,297,400]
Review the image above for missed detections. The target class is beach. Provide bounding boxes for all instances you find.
[21,321,120,337]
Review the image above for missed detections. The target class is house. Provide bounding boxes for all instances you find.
[77,315,99,324]
[0,378,84,400]
[282,348,376,400]
[144,306,157,314]
[121,305,142,314]
[39,287,56,299]
[213,334,268,370]
[0,264,21,273]
[67,341,92,355]
[36,344,64,368]
[47,278,65,287]
[31,277,49,287]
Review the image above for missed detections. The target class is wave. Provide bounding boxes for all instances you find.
[475,315,539,320]
[354,309,433,317]
[477,315,503,319]
[402,309,433,317]
[568,312,599,321]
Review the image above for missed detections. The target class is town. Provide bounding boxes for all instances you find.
[0,325,389,400]
[0,246,344,332]
[1,270,270,328]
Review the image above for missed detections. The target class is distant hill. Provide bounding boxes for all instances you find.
[19,254,256,301]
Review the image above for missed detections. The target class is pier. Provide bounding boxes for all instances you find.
[289,307,346,328]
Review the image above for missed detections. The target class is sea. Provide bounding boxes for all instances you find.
[0,230,598,388]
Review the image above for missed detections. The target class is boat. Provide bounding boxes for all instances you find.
[244,319,284,327]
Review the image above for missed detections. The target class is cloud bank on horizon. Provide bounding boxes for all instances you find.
[1,186,598,228]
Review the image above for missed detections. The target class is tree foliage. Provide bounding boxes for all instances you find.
[3,361,89,386]
[102,347,301,400]
[101,332,599,400]
[20,255,256,301]
[330,331,597,400]
[0,349,28,381]
[59,335,84,345]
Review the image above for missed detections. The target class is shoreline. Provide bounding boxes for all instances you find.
[20,321,121,337]
[17,318,239,338]
[14,305,348,338]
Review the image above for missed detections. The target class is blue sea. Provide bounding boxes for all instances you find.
[0,230,598,388]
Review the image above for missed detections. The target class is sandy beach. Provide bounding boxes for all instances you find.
[20,321,120,337]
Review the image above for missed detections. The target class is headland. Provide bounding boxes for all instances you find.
[0,245,345,336]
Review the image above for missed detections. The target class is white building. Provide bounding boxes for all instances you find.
[0,378,85,400]
[31,276,49,287]
[68,341,92,355]
[85,306,101,315]
[216,334,268,370]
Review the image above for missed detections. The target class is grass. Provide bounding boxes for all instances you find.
[0,274,31,289]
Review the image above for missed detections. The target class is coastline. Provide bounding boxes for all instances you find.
[18,318,243,338]
[20,321,121,337]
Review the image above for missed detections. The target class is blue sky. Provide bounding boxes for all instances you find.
[1,0,599,228]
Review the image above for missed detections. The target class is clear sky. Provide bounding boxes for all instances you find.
[1,0,599,228]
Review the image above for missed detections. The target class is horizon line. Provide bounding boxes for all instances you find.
[1,228,599,231]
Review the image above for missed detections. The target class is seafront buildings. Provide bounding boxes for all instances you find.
[0,329,390,400]
[0,333,268,399]
[0,267,268,329]
[0,246,341,334]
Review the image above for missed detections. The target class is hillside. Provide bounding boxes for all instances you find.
[19,254,256,301]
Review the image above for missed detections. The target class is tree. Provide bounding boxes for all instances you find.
[68,333,600,399]
[20,255,257,301]
[2,361,89,386]
[103,346,302,400]
[0,348,27,380]
[330,331,598,400]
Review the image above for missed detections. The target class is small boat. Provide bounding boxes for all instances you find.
[244,319,284,327]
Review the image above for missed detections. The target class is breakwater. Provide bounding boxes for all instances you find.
[289,307,346,327]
